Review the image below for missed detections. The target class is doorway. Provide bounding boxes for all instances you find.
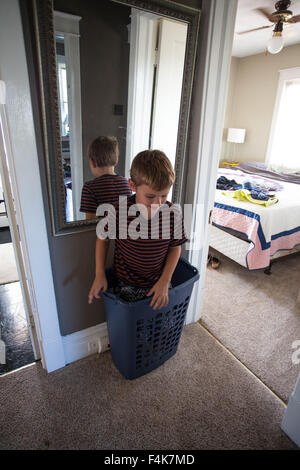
[199,1,300,405]
[0,98,39,376]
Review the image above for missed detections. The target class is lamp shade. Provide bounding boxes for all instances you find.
[267,35,284,54]
[227,128,246,143]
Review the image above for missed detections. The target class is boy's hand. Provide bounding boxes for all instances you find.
[146,278,169,310]
[88,273,108,304]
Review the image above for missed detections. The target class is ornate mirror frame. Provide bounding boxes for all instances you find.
[29,0,201,235]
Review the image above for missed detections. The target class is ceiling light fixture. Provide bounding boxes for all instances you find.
[267,19,284,54]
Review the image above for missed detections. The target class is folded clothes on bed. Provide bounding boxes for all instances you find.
[217,176,276,201]
[221,189,278,207]
[216,176,242,190]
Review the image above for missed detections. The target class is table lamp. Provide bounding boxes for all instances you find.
[226,128,246,164]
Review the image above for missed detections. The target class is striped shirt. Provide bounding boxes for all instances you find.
[104,194,187,288]
[80,174,132,214]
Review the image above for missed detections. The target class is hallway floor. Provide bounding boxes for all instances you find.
[0,282,35,376]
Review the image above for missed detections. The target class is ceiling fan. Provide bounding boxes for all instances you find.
[237,0,300,35]
[237,1,300,53]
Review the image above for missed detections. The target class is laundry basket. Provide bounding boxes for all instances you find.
[103,257,199,380]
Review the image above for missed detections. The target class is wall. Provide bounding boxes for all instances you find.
[220,56,238,160]
[21,0,201,336]
[222,43,300,163]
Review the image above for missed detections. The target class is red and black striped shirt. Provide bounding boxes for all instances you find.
[80,174,132,214]
[103,194,187,288]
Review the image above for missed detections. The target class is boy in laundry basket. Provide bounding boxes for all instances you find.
[88,150,187,310]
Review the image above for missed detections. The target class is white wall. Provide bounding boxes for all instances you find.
[221,43,300,163]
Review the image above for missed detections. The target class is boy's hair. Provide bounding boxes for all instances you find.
[88,136,119,167]
[130,150,175,190]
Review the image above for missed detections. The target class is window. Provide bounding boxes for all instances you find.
[56,46,70,137]
[266,67,300,173]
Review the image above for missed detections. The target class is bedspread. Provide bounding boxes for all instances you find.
[212,168,300,269]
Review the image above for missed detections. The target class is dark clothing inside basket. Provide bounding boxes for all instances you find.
[111,277,173,302]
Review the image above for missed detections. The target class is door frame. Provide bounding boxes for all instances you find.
[0,95,41,361]
[0,0,65,373]
[183,0,238,325]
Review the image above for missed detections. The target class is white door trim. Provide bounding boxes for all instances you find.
[0,0,65,373]
[184,0,238,325]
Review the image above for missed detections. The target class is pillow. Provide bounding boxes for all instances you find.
[267,163,300,175]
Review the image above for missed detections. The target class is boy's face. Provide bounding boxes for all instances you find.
[129,180,171,216]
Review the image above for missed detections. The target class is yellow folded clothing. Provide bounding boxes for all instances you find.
[221,189,278,207]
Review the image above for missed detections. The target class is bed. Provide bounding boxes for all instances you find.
[210,162,300,271]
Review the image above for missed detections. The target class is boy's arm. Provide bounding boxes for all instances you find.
[88,237,110,304]
[147,245,181,310]
[159,245,181,285]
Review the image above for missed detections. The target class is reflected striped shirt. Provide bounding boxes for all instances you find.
[103,194,188,288]
[80,174,132,214]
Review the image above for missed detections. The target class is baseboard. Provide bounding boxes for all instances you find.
[62,322,110,365]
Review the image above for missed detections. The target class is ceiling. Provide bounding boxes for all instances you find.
[232,0,300,57]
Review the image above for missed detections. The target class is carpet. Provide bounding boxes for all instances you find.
[0,323,296,450]
[0,243,19,285]
[201,248,300,404]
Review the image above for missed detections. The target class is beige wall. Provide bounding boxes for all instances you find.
[221,43,300,164]
[221,56,239,160]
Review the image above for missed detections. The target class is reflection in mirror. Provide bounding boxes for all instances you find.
[54,10,83,222]
[53,0,188,223]
[55,34,72,221]
[126,11,187,202]
[56,40,72,220]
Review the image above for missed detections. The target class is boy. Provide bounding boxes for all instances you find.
[80,136,132,219]
[88,150,187,310]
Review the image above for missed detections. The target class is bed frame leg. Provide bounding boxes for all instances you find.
[264,261,273,275]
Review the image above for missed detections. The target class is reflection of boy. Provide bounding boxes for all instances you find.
[80,136,132,219]
[88,150,187,310]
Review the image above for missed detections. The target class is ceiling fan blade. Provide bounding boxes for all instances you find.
[255,8,273,22]
[237,25,273,35]
[287,14,300,23]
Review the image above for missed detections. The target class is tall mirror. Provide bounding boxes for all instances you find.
[30,0,200,234]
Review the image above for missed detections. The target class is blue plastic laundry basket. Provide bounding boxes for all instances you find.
[103,257,199,380]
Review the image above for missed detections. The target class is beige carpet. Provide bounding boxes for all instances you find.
[201,248,300,404]
[0,243,19,285]
[0,324,296,450]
